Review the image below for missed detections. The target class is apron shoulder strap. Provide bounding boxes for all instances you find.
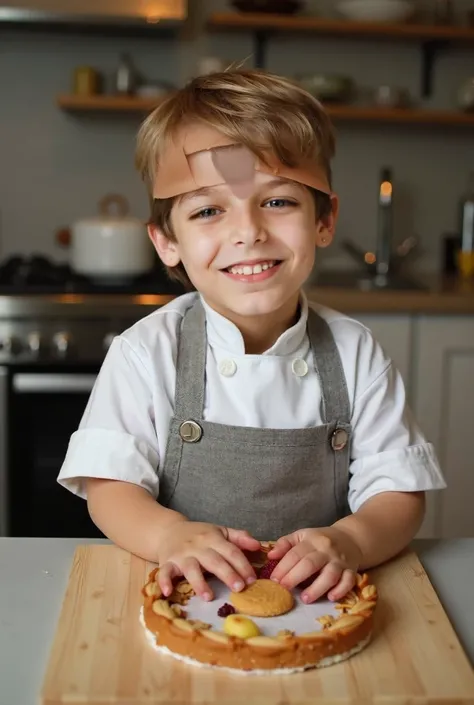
[174,297,207,420]
[307,306,351,426]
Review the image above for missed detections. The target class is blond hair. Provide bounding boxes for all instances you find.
[135,68,336,289]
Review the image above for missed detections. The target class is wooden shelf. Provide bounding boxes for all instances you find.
[326,105,474,125]
[207,12,474,41]
[56,94,172,112]
[56,94,474,126]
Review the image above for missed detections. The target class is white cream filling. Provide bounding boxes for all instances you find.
[139,607,372,676]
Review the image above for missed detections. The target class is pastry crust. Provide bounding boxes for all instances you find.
[141,541,378,672]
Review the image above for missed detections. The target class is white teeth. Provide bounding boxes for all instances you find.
[228,261,276,276]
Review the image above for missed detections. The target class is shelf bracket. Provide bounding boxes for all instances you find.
[421,40,448,98]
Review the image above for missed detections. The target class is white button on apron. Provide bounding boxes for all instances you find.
[218,359,237,377]
[292,358,308,377]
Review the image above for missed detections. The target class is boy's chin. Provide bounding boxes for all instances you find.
[219,290,300,319]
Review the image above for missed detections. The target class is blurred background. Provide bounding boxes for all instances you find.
[0,0,473,542]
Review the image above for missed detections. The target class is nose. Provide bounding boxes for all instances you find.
[229,204,267,246]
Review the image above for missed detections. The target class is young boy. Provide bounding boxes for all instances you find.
[57,69,446,606]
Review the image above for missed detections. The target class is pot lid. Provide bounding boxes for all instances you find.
[76,194,145,226]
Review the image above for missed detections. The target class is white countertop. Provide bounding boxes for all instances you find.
[1,538,473,704]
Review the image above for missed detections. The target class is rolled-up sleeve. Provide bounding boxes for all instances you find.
[348,360,447,513]
[57,336,160,500]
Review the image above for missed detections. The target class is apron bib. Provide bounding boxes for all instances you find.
[159,299,352,541]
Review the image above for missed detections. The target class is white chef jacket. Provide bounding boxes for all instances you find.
[57,291,446,513]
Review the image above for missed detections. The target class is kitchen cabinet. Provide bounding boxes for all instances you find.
[351,313,474,541]
[352,314,412,392]
[412,317,474,540]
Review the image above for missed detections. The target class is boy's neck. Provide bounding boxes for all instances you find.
[205,293,301,355]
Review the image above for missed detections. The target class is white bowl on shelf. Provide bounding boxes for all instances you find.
[337,0,414,23]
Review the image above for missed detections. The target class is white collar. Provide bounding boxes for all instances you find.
[200,292,309,357]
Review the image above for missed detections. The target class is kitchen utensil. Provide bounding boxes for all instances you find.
[67,194,154,281]
[458,171,474,278]
[40,544,474,704]
[115,53,138,95]
[298,74,354,103]
[231,0,303,14]
[337,0,414,23]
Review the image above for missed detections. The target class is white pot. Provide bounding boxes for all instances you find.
[70,194,154,280]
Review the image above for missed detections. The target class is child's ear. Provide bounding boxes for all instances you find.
[147,225,181,267]
[315,193,339,249]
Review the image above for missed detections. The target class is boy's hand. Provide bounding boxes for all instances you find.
[267,527,363,604]
[156,521,260,601]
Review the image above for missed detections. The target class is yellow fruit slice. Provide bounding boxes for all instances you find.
[223,614,261,639]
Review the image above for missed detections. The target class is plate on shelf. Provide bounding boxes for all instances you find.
[337,0,414,23]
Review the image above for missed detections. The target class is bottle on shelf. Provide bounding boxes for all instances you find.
[458,172,474,278]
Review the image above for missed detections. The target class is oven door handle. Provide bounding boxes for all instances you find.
[12,373,97,394]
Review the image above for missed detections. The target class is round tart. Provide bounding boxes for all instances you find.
[140,541,378,673]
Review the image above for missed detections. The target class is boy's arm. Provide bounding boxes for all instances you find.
[86,478,187,562]
[332,490,426,570]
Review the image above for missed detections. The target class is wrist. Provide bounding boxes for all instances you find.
[153,509,188,557]
[330,520,365,565]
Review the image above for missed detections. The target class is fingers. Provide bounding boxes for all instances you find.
[226,528,261,553]
[301,562,352,604]
[220,541,257,586]
[199,548,249,593]
[274,550,327,592]
[157,561,180,597]
[181,557,214,601]
[267,535,294,560]
[327,569,357,602]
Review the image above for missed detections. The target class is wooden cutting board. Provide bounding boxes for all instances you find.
[41,544,474,704]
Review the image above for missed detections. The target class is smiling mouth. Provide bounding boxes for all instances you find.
[222,260,282,276]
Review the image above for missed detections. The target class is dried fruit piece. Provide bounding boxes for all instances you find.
[223,615,261,639]
[362,585,377,600]
[145,582,162,598]
[171,604,186,617]
[258,559,280,580]
[189,620,211,630]
[317,615,336,628]
[277,629,295,639]
[152,599,175,620]
[327,614,364,632]
[348,600,377,615]
[218,603,236,617]
[176,580,194,595]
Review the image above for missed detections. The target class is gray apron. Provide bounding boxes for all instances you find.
[159,299,352,541]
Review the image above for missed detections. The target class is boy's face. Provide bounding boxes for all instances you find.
[149,171,337,323]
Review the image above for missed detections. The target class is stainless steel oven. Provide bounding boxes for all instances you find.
[1,365,104,538]
[0,290,172,538]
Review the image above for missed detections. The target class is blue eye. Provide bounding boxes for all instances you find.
[192,207,221,219]
[264,198,296,208]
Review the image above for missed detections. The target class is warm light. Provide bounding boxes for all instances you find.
[146,15,161,23]
[364,252,376,265]
[380,181,392,197]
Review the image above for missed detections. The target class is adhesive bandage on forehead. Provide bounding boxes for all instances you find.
[153,124,332,200]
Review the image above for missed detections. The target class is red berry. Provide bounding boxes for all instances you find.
[218,603,236,617]
[258,558,280,580]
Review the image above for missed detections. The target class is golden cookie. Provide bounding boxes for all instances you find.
[230,579,294,617]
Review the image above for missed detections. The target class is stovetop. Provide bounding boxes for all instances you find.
[0,254,186,296]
